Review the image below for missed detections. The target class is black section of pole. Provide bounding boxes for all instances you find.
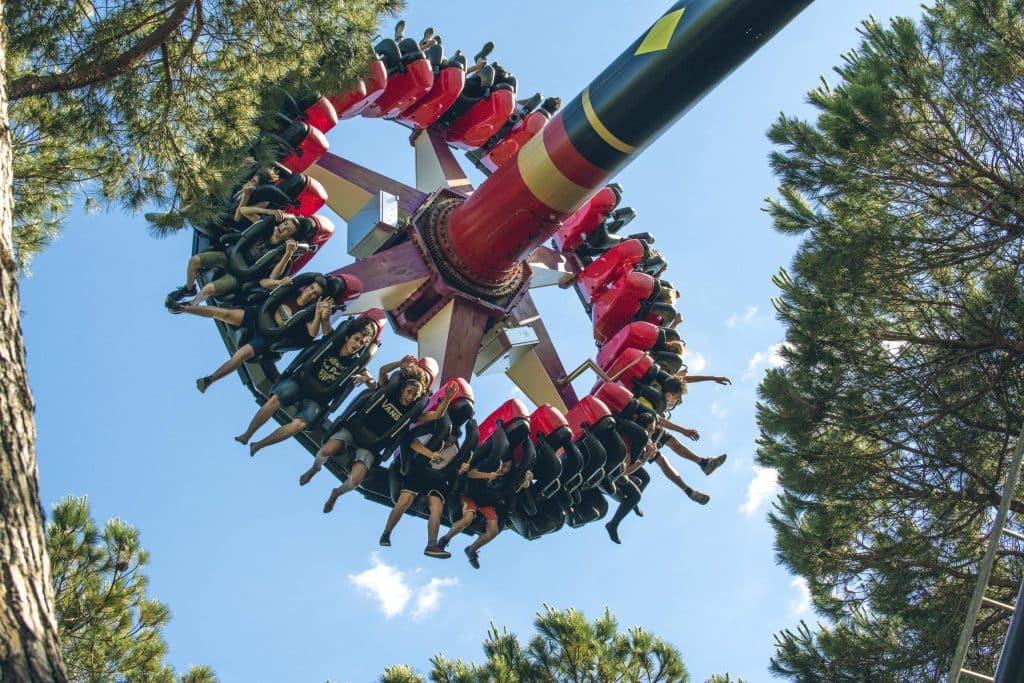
[562,0,814,171]
[995,580,1024,682]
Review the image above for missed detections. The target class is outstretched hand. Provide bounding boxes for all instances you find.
[682,428,700,441]
[715,376,732,386]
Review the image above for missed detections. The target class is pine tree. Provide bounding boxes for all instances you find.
[381,606,690,683]
[0,2,397,679]
[758,1,1024,680]
[47,496,215,682]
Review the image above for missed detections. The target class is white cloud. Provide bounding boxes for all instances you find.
[789,576,811,616]
[413,577,459,619]
[711,401,727,418]
[739,466,779,517]
[727,306,759,328]
[348,555,459,620]
[348,554,412,618]
[745,342,791,380]
[686,350,707,373]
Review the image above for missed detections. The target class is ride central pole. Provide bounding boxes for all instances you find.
[439,0,813,287]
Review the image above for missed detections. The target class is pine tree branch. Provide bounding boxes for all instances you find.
[9,0,196,101]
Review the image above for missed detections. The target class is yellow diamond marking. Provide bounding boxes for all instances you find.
[634,7,686,55]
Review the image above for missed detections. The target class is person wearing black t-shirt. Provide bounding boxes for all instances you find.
[377,383,461,556]
[235,317,379,455]
[177,276,333,393]
[313,369,431,514]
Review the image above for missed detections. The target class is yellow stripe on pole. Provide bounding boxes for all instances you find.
[582,87,637,154]
[516,128,591,214]
[634,7,686,55]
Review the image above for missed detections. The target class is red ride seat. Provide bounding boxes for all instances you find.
[591,347,654,394]
[425,377,474,413]
[330,60,389,119]
[593,381,634,415]
[397,62,465,129]
[287,215,335,274]
[576,238,650,304]
[302,97,338,133]
[478,398,530,445]
[591,271,656,343]
[443,85,516,150]
[278,124,329,174]
[289,175,327,216]
[480,108,552,172]
[566,396,612,442]
[361,57,434,119]
[553,185,621,253]
[596,321,661,370]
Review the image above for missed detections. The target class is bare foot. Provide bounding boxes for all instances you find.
[249,442,261,458]
[299,466,320,486]
[323,488,343,513]
[234,434,250,445]
[196,376,210,394]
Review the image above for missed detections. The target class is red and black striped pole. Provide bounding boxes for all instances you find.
[439,0,813,288]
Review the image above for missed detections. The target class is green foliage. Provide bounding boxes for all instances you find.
[4,0,401,268]
[47,496,215,682]
[759,1,1024,680]
[381,605,689,683]
[703,675,746,683]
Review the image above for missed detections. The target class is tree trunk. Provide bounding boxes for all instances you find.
[0,4,69,681]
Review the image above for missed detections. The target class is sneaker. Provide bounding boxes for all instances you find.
[687,489,710,505]
[379,532,391,547]
[701,454,727,476]
[424,544,450,559]
[473,41,494,65]
[436,536,450,550]
[605,522,622,544]
[465,547,480,569]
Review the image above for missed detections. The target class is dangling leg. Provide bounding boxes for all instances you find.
[423,494,450,558]
[465,516,500,569]
[654,453,709,505]
[300,437,345,486]
[249,417,307,457]
[605,478,641,544]
[236,394,280,445]
[437,504,476,548]
[198,344,255,393]
[665,435,726,474]
[180,304,246,326]
[380,490,417,545]
[323,461,370,513]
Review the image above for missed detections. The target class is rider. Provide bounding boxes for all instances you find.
[234,315,380,455]
[304,362,432,514]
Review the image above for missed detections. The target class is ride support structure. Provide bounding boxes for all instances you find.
[309,0,813,412]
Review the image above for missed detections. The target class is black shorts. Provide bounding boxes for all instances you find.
[242,308,270,357]
[271,377,326,426]
[402,464,447,501]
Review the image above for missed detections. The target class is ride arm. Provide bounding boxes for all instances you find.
[658,417,699,441]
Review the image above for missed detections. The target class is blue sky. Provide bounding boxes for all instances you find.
[20,1,928,681]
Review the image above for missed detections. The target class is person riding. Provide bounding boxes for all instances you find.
[436,424,532,569]
[378,381,465,557]
[176,274,338,393]
[234,314,381,456]
[301,361,432,513]
[167,210,309,307]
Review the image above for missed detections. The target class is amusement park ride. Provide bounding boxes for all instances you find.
[186,0,812,535]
